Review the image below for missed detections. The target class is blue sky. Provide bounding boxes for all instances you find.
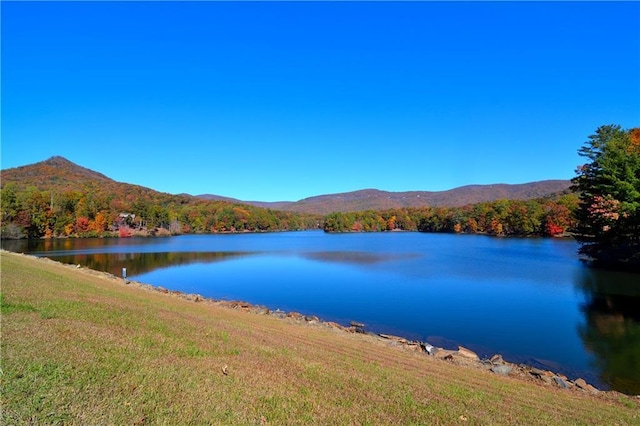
[2,1,639,202]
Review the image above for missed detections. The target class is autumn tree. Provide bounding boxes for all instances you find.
[92,211,109,233]
[572,124,640,269]
[17,186,50,238]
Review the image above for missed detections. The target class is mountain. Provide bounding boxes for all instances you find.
[3,156,114,187]
[198,181,573,215]
[1,156,193,207]
[2,156,572,215]
[0,157,320,238]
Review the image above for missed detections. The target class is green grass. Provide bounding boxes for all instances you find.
[0,292,37,315]
[2,251,639,425]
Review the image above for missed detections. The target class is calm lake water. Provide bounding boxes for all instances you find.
[3,231,639,394]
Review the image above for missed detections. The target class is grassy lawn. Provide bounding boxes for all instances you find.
[1,251,638,425]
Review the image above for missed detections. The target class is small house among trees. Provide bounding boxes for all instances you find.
[117,213,136,227]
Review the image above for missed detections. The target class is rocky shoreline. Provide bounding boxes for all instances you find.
[205,299,603,395]
[9,251,626,398]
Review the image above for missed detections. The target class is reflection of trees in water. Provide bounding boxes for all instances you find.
[576,268,640,395]
[302,251,405,265]
[50,252,253,277]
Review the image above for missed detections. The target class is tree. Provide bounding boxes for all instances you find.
[543,202,573,236]
[572,125,640,270]
[1,183,19,223]
[18,186,50,238]
[92,211,109,233]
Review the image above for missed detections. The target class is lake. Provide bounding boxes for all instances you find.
[3,230,639,394]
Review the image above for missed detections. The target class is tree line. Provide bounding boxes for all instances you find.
[0,184,320,239]
[323,196,577,236]
[0,181,576,239]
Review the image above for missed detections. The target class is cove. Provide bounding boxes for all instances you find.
[3,230,639,394]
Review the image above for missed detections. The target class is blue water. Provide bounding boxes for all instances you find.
[4,231,639,393]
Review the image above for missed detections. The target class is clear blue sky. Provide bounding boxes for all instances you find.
[2,1,639,202]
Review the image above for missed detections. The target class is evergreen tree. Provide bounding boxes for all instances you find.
[572,125,640,270]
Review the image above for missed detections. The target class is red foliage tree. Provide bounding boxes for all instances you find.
[75,217,91,234]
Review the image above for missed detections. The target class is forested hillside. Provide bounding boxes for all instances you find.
[0,157,319,238]
[1,156,578,240]
[198,181,572,214]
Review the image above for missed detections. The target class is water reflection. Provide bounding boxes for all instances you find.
[2,237,143,253]
[44,251,253,277]
[301,251,409,265]
[576,268,640,395]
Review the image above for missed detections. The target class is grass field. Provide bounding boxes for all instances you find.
[1,250,638,425]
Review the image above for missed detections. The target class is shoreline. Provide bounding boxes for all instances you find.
[6,249,640,424]
[2,249,628,398]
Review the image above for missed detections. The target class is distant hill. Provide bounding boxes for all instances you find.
[0,156,193,206]
[198,181,573,215]
[2,156,571,215]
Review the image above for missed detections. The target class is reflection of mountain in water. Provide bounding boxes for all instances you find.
[301,251,406,265]
[576,268,640,395]
[48,252,254,277]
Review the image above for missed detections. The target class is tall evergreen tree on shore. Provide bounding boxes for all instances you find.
[572,124,640,270]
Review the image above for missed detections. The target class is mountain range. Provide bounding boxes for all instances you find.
[197,181,573,215]
[1,156,572,214]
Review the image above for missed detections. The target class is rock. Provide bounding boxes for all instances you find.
[574,378,588,389]
[490,354,504,364]
[538,375,554,385]
[434,349,457,360]
[491,365,512,376]
[379,334,408,344]
[405,343,422,352]
[349,321,365,333]
[185,294,203,302]
[529,367,552,378]
[324,321,345,330]
[287,311,304,321]
[457,346,479,361]
[305,315,320,322]
[553,376,571,389]
[271,309,286,319]
[238,302,253,310]
[574,378,599,394]
[530,367,544,376]
[253,307,270,315]
[421,343,438,356]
